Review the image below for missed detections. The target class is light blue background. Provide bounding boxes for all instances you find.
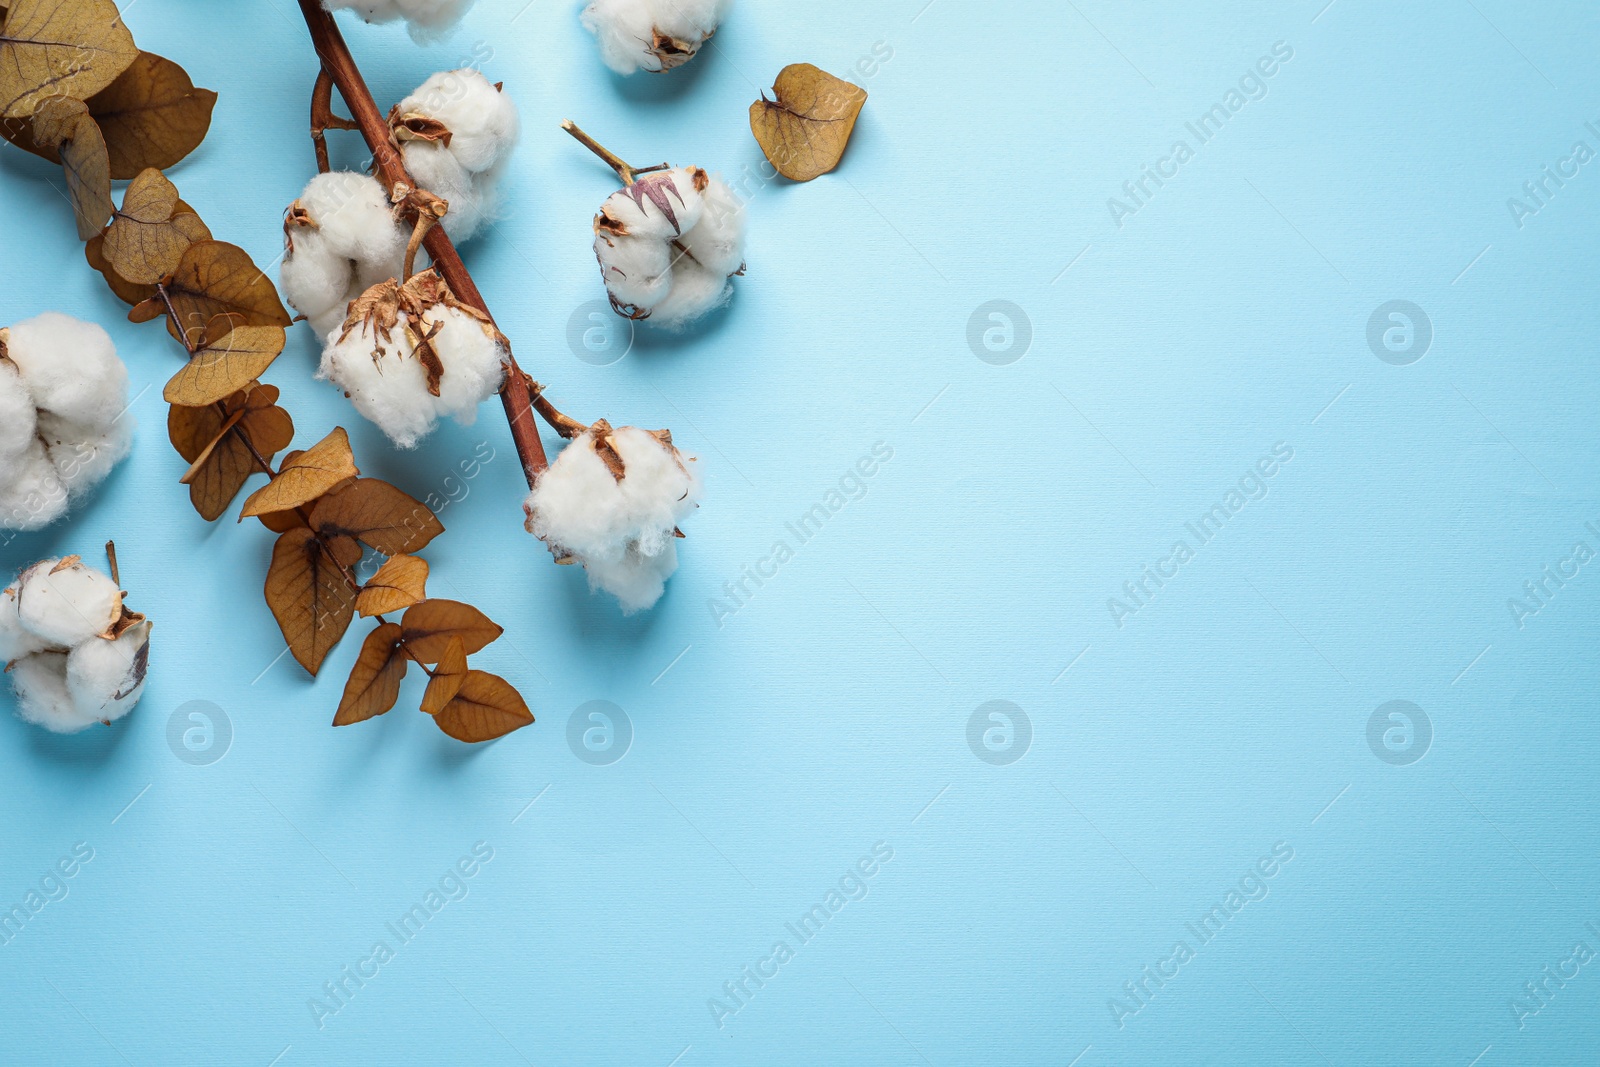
[1,0,1598,1063]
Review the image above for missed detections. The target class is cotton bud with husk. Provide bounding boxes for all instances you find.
[319,270,507,449]
[388,69,519,245]
[280,172,410,338]
[581,0,730,75]
[524,418,703,613]
[3,550,151,734]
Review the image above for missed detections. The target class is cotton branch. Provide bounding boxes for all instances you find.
[294,0,554,487]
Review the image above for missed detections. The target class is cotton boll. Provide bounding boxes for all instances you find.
[16,558,123,648]
[3,313,126,428]
[319,315,437,449]
[592,168,744,327]
[396,70,518,175]
[9,651,99,733]
[525,424,703,612]
[324,0,476,41]
[423,307,506,424]
[300,172,407,269]
[0,442,68,532]
[581,0,730,75]
[282,173,408,334]
[67,619,151,725]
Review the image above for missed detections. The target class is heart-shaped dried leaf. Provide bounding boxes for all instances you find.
[399,599,502,664]
[86,199,210,305]
[168,382,294,521]
[30,96,112,238]
[86,51,216,178]
[0,0,137,120]
[432,670,532,743]
[163,324,285,406]
[357,554,429,618]
[129,240,290,347]
[311,478,444,557]
[103,168,211,283]
[419,634,466,715]
[240,426,358,518]
[749,63,867,182]
[265,526,357,676]
[333,621,407,726]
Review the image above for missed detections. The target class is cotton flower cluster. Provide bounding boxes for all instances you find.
[319,272,507,449]
[594,167,746,328]
[281,172,409,339]
[581,0,731,74]
[0,314,133,532]
[324,0,476,42]
[391,69,520,244]
[525,421,703,612]
[2,557,151,734]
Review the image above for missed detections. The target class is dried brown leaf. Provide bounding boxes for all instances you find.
[240,426,358,518]
[332,622,406,725]
[85,231,153,304]
[431,670,532,743]
[102,168,210,283]
[131,240,290,347]
[167,382,294,520]
[0,0,137,120]
[399,599,502,664]
[419,634,466,714]
[356,554,429,618]
[749,63,867,182]
[311,478,444,556]
[264,526,356,676]
[31,96,111,238]
[163,324,285,406]
[86,51,215,177]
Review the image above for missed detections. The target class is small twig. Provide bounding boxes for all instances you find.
[105,541,120,587]
[561,120,665,186]
[311,69,360,175]
[526,375,589,439]
[155,282,195,355]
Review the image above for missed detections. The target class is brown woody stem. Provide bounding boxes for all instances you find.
[105,541,120,587]
[296,0,549,488]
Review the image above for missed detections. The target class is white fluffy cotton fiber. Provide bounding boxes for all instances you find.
[593,167,745,328]
[3,557,151,734]
[281,172,410,339]
[524,423,703,612]
[0,313,134,531]
[319,279,507,449]
[581,0,730,75]
[393,69,519,244]
[324,0,477,42]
